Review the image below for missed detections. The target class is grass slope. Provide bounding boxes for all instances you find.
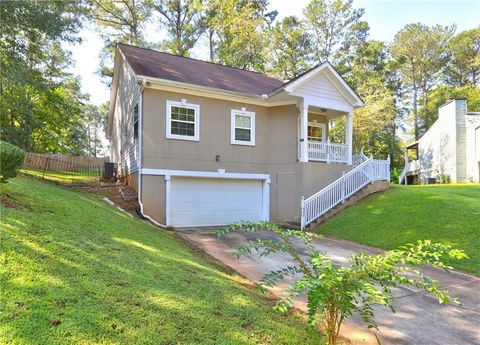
[316,184,480,275]
[1,176,322,345]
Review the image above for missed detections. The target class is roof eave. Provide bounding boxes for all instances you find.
[139,74,271,101]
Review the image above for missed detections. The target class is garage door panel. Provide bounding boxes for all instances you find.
[170,177,264,227]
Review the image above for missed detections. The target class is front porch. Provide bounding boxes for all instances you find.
[297,101,353,165]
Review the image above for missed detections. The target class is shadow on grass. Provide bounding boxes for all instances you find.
[1,177,323,345]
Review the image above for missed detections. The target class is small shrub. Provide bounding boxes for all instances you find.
[218,222,467,345]
[0,141,25,183]
[438,174,451,184]
[391,167,399,184]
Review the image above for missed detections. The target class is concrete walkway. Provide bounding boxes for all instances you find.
[176,227,480,345]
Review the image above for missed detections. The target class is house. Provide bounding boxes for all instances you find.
[400,99,480,184]
[106,43,390,230]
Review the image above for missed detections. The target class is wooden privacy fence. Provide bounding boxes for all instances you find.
[23,153,110,185]
[24,153,108,169]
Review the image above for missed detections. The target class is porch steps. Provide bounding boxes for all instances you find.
[305,180,389,231]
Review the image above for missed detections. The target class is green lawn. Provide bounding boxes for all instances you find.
[316,184,480,275]
[1,176,322,345]
[21,169,99,185]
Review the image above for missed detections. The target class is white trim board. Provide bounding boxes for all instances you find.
[231,108,256,146]
[141,168,270,181]
[166,99,200,141]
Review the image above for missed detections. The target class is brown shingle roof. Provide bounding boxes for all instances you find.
[118,43,285,96]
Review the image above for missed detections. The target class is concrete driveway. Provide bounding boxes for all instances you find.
[176,227,480,345]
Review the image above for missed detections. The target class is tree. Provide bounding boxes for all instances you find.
[303,0,365,63]
[0,1,91,154]
[206,0,277,71]
[89,0,153,78]
[391,23,456,139]
[445,28,480,87]
[153,0,206,56]
[84,103,108,157]
[419,84,480,130]
[267,16,313,80]
[217,222,467,345]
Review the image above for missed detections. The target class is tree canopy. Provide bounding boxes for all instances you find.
[1,0,478,166]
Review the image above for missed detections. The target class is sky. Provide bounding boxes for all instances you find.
[67,0,480,106]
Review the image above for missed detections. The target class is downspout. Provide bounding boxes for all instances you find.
[135,79,167,228]
[137,78,146,215]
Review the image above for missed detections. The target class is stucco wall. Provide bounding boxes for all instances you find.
[141,174,166,225]
[139,88,350,225]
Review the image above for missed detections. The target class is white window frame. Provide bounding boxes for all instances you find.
[231,108,255,146]
[166,99,200,141]
[307,121,326,142]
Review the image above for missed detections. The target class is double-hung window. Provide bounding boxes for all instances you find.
[166,99,200,141]
[231,108,255,146]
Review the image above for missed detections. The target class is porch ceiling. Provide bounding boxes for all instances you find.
[308,105,346,119]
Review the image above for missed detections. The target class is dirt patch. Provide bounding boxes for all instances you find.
[49,319,62,326]
[0,189,29,209]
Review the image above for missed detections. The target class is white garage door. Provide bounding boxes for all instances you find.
[170,177,265,227]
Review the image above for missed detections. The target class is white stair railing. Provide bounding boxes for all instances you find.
[301,155,390,230]
[352,149,368,166]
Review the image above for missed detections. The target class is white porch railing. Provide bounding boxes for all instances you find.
[399,159,420,184]
[307,141,349,164]
[301,155,390,230]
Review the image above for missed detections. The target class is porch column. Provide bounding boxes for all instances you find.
[346,111,353,165]
[299,101,309,163]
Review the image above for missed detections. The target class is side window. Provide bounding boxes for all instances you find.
[133,104,139,139]
[166,99,200,141]
[231,108,255,146]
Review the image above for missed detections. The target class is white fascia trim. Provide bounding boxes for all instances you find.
[166,99,200,141]
[141,168,270,181]
[231,108,256,146]
[139,75,297,107]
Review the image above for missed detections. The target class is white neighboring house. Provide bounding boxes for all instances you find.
[400,99,480,184]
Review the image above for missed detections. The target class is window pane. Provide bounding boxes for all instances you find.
[171,121,195,136]
[308,125,323,141]
[244,116,251,128]
[171,106,179,120]
[171,105,196,123]
[235,128,251,142]
[235,114,244,127]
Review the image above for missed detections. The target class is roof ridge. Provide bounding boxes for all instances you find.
[117,42,283,83]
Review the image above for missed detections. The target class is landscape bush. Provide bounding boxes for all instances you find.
[218,222,467,345]
[0,141,25,183]
[438,173,451,184]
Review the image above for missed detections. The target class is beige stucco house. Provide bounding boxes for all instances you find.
[400,99,480,184]
[106,44,390,229]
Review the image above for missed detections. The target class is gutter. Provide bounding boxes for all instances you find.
[138,75,269,101]
[135,78,166,228]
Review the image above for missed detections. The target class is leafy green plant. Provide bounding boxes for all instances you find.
[438,174,451,184]
[391,167,399,184]
[217,222,467,345]
[0,141,25,183]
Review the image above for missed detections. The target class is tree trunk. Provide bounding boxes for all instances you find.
[413,86,419,141]
[209,29,214,61]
